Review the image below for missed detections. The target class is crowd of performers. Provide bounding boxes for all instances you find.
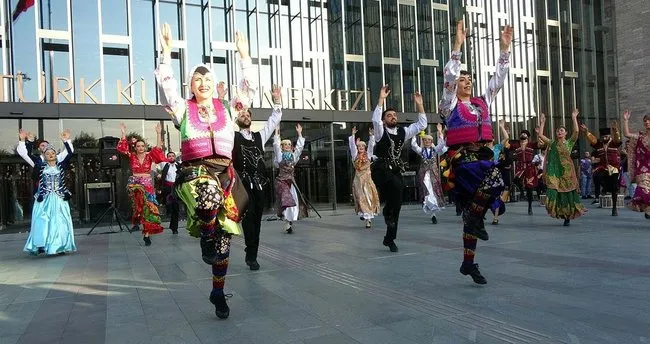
[12,20,650,320]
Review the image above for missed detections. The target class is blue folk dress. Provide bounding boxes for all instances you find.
[21,144,76,255]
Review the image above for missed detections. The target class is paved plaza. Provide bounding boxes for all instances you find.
[1,201,649,344]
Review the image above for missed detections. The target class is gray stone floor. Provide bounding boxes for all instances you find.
[1,201,649,344]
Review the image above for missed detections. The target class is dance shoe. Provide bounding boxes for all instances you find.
[246,260,260,271]
[382,239,398,252]
[209,292,231,319]
[460,263,487,285]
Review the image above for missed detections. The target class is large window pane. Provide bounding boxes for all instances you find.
[365,0,382,103]
[382,0,399,58]
[417,0,434,60]
[211,6,227,43]
[0,120,19,153]
[39,0,68,31]
[547,0,558,20]
[328,0,344,91]
[11,1,40,102]
[420,66,436,113]
[160,0,182,41]
[132,0,156,104]
[102,44,130,104]
[43,120,62,147]
[571,0,581,23]
[346,62,365,110]
[42,39,72,103]
[186,5,206,68]
[400,5,416,66]
[433,9,450,64]
[384,64,402,112]
[72,0,102,103]
[102,0,128,35]
[345,0,363,55]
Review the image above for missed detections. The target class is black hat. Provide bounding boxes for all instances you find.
[520,129,531,138]
[599,128,611,136]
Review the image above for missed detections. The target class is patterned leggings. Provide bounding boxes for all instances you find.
[195,182,231,297]
[460,166,503,267]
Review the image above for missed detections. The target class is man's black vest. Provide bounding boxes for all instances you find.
[373,127,406,172]
[233,131,267,190]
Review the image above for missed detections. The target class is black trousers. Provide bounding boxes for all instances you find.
[161,185,179,230]
[242,186,265,261]
[594,170,620,208]
[372,166,404,243]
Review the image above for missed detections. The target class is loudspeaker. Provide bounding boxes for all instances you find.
[86,182,113,205]
[85,182,113,222]
[98,136,121,169]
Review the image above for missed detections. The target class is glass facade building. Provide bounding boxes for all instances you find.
[0,0,617,228]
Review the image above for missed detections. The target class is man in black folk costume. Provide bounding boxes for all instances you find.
[370,86,427,252]
[232,86,283,270]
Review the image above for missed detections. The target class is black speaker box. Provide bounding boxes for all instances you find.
[85,182,113,205]
[98,136,121,169]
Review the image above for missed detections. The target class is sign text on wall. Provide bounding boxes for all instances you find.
[0,72,370,111]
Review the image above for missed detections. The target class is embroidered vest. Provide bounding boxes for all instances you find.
[233,131,268,189]
[445,96,492,147]
[374,127,406,172]
[180,98,234,161]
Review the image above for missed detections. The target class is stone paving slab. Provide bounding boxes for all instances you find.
[1,202,650,343]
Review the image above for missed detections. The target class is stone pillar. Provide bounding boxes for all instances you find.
[614,0,650,129]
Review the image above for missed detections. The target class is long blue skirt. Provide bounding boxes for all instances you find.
[24,194,76,255]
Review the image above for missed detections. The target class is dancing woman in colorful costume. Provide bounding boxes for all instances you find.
[274,125,307,234]
[439,19,512,284]
[537,111,586,226]
[16,129,76,256]
[117,123,166,245]
[411,123,447,224]
[155,23,254,319]
[622,110,650,218]
[349,126,379,229]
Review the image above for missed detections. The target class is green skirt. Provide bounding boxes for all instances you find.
[545,188,586,220]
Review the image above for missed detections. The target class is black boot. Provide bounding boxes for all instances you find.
[382,238,398,252]
[245,254,260,271]
[246,260,260,271]
[460,263,487,284]
[143,236,151,246]
[563,219,570,226]
[200,236,218,265]
[431,215,437,224]
[209,292,230,319]
[528,205,533,215]
[612,208,618,216]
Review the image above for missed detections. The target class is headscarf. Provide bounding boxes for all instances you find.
[188,57,257,113]
[43,144,57,154]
